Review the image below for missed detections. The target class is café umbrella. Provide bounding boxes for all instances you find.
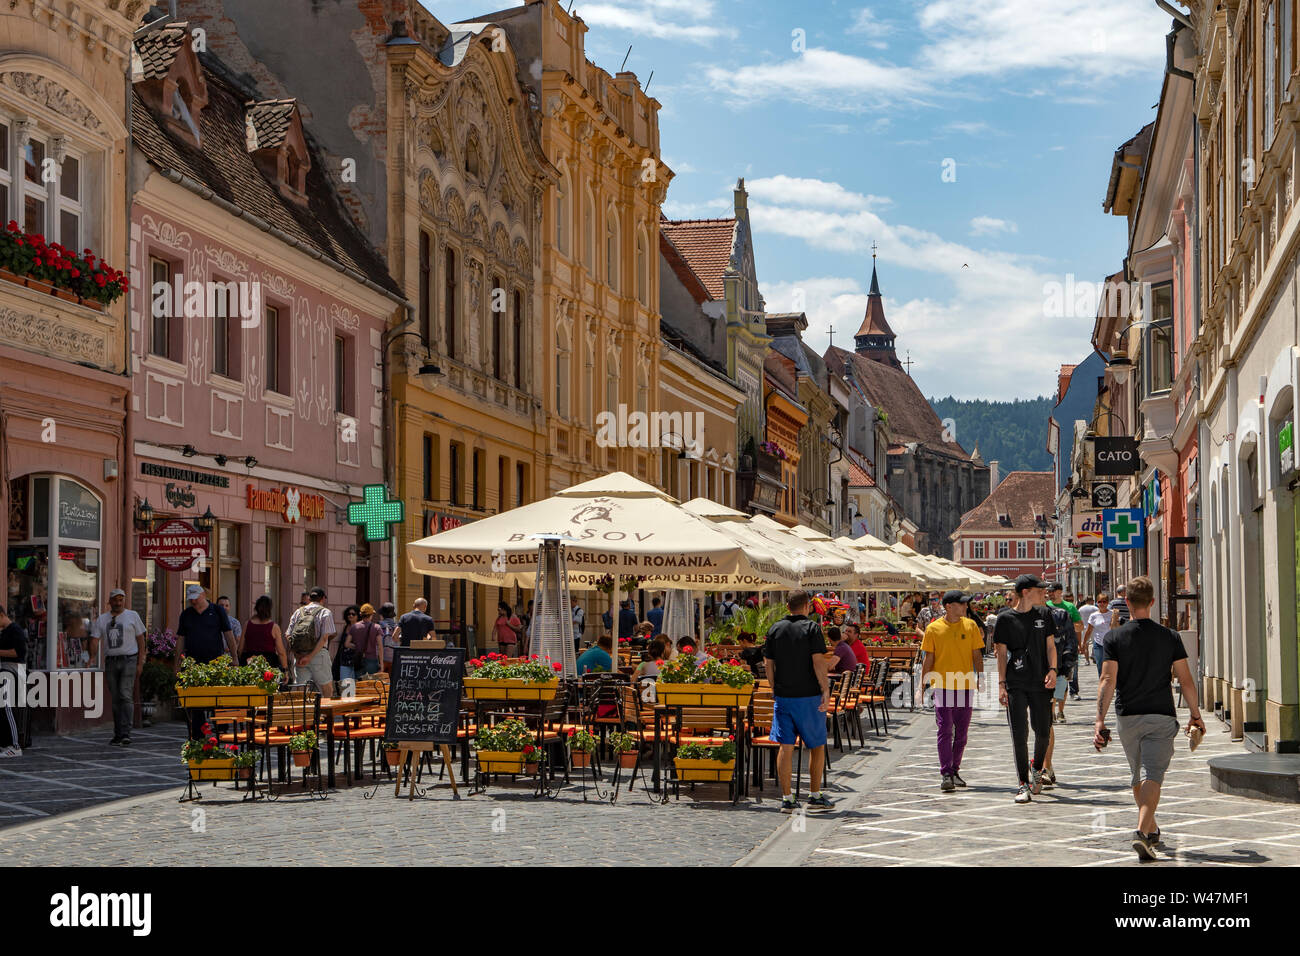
[406,472,791,592]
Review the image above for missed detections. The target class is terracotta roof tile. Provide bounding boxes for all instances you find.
[245,98,298,151]
[660,218,736,299]
[659,231,712,304]
[954,471,1055,534]
[132,23,188,81]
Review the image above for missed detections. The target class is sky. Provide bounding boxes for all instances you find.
[434,0,1174,401]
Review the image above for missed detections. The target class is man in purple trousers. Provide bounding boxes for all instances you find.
[921,591,986,792]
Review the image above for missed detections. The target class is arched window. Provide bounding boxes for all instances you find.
[6,475,103,672]
[556,171,570,255]
[512,289,523,390]
[635,228,648,306]
[444,246,458,361]
[605,206,619,290]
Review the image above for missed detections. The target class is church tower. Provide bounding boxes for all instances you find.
[853,245,903,371]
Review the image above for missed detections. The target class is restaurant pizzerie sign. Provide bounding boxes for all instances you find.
[246,484,325,524]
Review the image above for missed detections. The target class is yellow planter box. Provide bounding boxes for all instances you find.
[177,686,271,708]
[673,757,736,782]
[462,678,559,701]
[655,683,754,707]
[477,750,526,774]
[187,757,236,781]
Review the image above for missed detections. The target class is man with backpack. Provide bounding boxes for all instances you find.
[717,593,740,621]
[1045,585,1078,724]
[1047,584,1082,701]
[993,574,1058,804]
[286,588,335,695]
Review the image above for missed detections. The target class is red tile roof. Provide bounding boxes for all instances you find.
[659,231,712,304]
[954,471,1055,534]
[660,218,736,299]
[847,457,873,487]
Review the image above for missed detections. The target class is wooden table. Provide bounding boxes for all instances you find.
[317,696,379,788]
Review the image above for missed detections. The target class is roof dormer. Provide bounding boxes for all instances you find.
[132,21,208,148]
[245,99,311,204]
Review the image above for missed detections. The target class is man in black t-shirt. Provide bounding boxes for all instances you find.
[993,574,1058,804]
[0,605,28,757]
[393,598,435,647]
[1096,576,1204,861]
[763,590,833,814]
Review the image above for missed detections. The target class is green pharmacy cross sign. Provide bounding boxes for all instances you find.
[348,484,405,542]
[1102,508,1146,550]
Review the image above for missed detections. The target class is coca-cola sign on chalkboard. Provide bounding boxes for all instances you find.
[385,646,464,745]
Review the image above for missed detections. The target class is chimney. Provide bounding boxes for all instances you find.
[989,460,1000,488]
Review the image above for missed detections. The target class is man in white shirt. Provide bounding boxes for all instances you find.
[89,588,148,746]
[1084,591,1112,679]
[571,600,585,654]
[1076,597,1100,664]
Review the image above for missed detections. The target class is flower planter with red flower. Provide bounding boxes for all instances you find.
[174,655,281,708]
[654,655,756,707]
[0,223,127,307]
[180,738,241,781]
[475,718,533,775]
[567,727,598,769]
[463,653,561,700]
[288,730,317,768]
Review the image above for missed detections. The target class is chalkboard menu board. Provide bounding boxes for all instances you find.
[385,646,465,744]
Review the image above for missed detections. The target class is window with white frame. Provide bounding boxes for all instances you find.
[1017,540,1027,559]
[1,120,87,251]
[970,540,986,560]
[1036,540,1045,558]
[997,540,1009,559]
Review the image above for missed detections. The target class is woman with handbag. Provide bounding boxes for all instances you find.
[334,605,361,683]
[350,604,383,676]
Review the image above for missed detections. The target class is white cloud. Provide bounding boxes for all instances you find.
[946,120,992,136]
[745,175,891,211]
[577,0,733,43]
[847,7,893,48]
[969,215,1018,236]
[736,175,1086,399]
[661,197,730,219]
[704,48,929,111]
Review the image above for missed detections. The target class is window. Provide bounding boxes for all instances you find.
[583,188,594,267]
[997,540,1009,559]
[971,541,986,560]
[516,462,527,507]
[265,305,288,394]
[0,120,9,219]
[149,257,177,360]
[444,247,458,360]
[334,334,354,414]
[419,230,431,343]
[1267,1,1279,148]
[218,524,241,620]
[22,137,45,234]
[5,476,103,672]
[449,442,462,506]
[556,172,569,255]
[423,434,434,501]
[636,230,647,305]
[512,290,523,390]
[497,456,508,511]
[605,207,619,289]
[472,448,482,511]
[9,129,84,252]
[491,274,503,380]
[1145,282,1174,394]
[1036,540,1045,559]
[210,279,241,380]
[304,532,324,592]
[264,527,282,613]
[1236,9,1255,219]
[58,154,80,249]
[1017,540,1027,559]
[606,366,618,417]
[556,323,570,419]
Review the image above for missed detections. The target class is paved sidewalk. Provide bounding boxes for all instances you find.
[746,660,1300,866]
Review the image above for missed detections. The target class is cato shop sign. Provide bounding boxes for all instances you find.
[246,484,326,524]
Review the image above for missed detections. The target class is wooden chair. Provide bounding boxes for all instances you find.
[255,688,323,797]
[747,688,779,789]
[343,678,389,780]
[856,659,889,735]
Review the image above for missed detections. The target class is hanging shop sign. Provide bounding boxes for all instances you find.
[1091,480,1118,509]
[1102,508,1146,550]
[1070,510,1104,547]
[426,511,473,536]
[1093,437,1141,476]
[347,484,405,542]
[139,519,208,572]
[246,484,326,524]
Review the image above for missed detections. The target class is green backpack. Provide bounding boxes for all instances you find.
[288,605,324,655]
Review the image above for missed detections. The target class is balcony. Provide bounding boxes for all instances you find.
[1138,390,1179,475]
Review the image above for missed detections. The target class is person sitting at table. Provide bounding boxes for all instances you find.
[577,634,614,674]
[634,637,667,681]
[676,637,708,666]
[826,626,856,675]
[844,622,871,667]
[631,620,654,648]
[737,631,764,675]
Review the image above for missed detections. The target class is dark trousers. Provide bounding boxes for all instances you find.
[1005,687,1053,784]
[0,704,17,749]
[1068,662,1079,696]
[106,654,137,739]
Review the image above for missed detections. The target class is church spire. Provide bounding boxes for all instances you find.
[854,242,902,370]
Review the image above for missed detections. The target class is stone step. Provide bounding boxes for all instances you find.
[1209,753,1300,803]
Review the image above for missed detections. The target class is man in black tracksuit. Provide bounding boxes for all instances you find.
[994,574,1058,804]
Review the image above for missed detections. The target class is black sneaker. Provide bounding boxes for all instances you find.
[805,794,835,813]
[1132,830,1158,861]
[780,798,799,814]
[119,737,132,747]
[940,775,955,792]
[952,773,967,788]
[108,736,122,746]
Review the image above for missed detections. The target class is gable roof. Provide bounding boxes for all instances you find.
[132,22,188,80]
[659,217,736,298]
[659,231,712,304]
[826,345,971,459]
[953,471,1055,535]
[131,57,398,294]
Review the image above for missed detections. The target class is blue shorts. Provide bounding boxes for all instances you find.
[771,695,828,749]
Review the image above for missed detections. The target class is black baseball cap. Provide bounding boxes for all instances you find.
[1014,574,1046,593]
[1047,582,1063,593]
[941,590,970,606]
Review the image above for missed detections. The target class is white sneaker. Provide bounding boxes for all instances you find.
[1014,784,1032,804]
[0,745,22,758]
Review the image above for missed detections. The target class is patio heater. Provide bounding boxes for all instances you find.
[530,534,577,678]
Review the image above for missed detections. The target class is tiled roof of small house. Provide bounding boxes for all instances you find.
[659,217,736,299]
[954,471,1055,534]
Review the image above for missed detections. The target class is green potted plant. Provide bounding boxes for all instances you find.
[609,730,639,769]
[180,728,239,780]
[175,654,282,707]
[566,727,598,768]
[673,738,737,782]
[288,730,317,768]
[474,718,533,774]
[463,652,562,700]
[656,655,756,706]
[231,749,260,780]
[523,743,543,774]
[381,739,403,768]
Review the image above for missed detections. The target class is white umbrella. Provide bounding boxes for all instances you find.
[784,524,916,590]
[680,499,817,589]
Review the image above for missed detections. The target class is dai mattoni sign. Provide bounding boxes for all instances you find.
[1093,437,1141,476]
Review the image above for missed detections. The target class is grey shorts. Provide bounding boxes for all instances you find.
[293,648,333,690]
[1117,713,1179,787]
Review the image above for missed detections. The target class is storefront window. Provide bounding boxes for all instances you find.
[5,475,102,670]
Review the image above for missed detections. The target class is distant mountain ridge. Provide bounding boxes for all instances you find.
[927,395,1054,481]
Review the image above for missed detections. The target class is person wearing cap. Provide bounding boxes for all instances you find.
[89,589,147,745]
[993,574,1058,804]
[286,587,336,696]
[913,593,942,638]
[922,591,985,791]
[0,604,28,758]
[176,585,236,739]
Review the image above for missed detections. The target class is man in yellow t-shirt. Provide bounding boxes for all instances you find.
[922,591,986,792]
